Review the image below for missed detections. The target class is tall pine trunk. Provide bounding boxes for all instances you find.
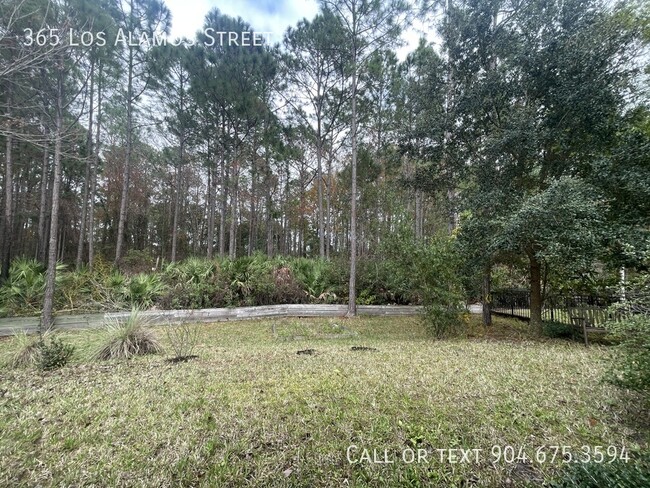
[37,132,50,264]
[264,148,274,257]
[326,147,333,259]
[347,48,358,317]
[115,48,134,265]
[219,153,228,257]
[317,118,325,258]
[248,148,257,256]
[207,150,215,259]
[1,89,13,281]
[41,68,64,331]
[76,58,94,270]
[171,73,185,262]
[88,62,103,271]
[229,160,239,259]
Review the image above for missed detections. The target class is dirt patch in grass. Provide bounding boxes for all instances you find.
[166,355,199,364]
[296,348,317,355]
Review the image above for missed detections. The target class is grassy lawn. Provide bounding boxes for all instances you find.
[0,315,647,487]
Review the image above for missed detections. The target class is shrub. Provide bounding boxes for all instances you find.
[604,275,650,393]
[163,257,217,284]
[543,321,576,339]
[289,258,334,300]
[356,257,412,305]
[10,332,74,371]
[269,266,308,304]
[224,254,276,305]
[55,267,98,312]
[0,258,65,316]
[605,313,650,392]
[165,321,200,359]
[92,308,163,360]
[376,231,466,337]
[120,249,156,274]
[158,280,233,310]
[124,273,166,308]
[37,336,75,371]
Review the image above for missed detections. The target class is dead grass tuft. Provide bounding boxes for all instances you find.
[92,308,163,360]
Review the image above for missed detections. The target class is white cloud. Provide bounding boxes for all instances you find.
[165,0,213,40]
[166,0,319,43]
[165,0,437,59]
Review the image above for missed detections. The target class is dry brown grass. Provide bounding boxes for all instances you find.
[92,309,163,360]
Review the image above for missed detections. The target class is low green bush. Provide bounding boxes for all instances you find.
[0,252,456,317]
[124,273,166,308]
[0,258,65,316]
[543,321,576,339]
[604,275,650,393]
[605,314,650,392]
[10,332,75,370]
[289,258,336,301]
[37,336,75,371]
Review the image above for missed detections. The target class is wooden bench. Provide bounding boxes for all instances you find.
[568,309,607,346]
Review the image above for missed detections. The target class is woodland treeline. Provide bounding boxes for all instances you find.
[0,0,649,328]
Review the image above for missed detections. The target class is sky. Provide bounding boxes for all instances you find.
[164,0,433,59]
[165,0,320,44]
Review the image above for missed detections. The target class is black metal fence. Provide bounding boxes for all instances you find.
[491,289,620,328]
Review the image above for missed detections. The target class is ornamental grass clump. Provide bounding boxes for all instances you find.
[10,331,47,368]
[10,331,75,371]
[92,308,163,360]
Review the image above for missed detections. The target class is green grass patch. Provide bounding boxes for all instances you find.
[0,316,647,487]
[272,318,357,341]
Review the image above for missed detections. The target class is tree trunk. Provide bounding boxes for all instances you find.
[37,135,49,264]
[115,48,135,266]
[279,160,288,256]
[326,147,332,259]
[207,151,215,259]
[299,165,306,256]
[171,72,186,262]
[171,161,180,261]
[482,265,492,326]
[444,0,458,235]
[41,69,64,331]
[218,115,229,257]
[76,58,94,270]
[317,118,325,258]
[264,149,274,257]
[347,49,358,317]
[528,249,543,331]
[1,91,13,281]
[88,64,103,271]
[248,148,257,256]
[229,160,239,259]
[415,189,423,240]
[618,266,626,302]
